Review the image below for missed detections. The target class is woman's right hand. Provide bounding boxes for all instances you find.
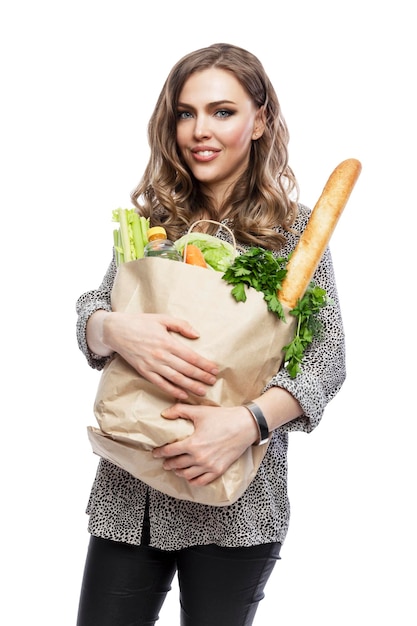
[87,311,218,400]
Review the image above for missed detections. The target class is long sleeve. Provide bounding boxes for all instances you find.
[265,243,346,433]
[80,204,347,550]
[76,255,117,370]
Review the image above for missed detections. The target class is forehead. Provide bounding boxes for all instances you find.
[179,67,252,104]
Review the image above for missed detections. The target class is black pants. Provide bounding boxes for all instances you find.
[76,534,281,626]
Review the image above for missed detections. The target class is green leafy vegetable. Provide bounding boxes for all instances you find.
[222,247,330,378]
[112,209,149,266]
[282,284,330,378]
[175,232,235,272]
[222,247,288,321]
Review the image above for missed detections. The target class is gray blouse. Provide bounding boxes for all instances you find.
[76,204,346,550]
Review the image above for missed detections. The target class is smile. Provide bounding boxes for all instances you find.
[191,149,220,162]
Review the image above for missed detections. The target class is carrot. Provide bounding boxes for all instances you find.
[183,244,208,267]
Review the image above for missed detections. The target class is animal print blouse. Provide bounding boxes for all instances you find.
[76,204,346,550]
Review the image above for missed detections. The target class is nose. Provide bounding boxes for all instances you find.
[193,115,212,140]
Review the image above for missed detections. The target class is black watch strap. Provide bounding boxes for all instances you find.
[244,402,270,446]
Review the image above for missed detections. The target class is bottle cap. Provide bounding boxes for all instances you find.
[147,226,167,240]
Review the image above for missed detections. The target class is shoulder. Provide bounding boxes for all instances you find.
[275,203,311,257]
[292,203,311,230]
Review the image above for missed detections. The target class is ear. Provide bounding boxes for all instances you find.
[252,107,266,140]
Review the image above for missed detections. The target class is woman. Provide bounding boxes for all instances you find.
[76,43,346,625]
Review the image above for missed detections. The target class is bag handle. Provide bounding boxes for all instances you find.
[183,219,237,264]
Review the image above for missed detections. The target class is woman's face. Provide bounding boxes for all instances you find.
[176,68,264,205]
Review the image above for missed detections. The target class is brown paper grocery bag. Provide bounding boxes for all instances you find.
[88,257,296,506]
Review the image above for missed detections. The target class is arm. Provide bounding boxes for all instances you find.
[153,245,345,483]
[75,256,116,370]
[76,255,220,400]
[265,245,346,433]
[152,386,302,486]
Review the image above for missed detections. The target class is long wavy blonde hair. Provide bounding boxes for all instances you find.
[131,43,299,249]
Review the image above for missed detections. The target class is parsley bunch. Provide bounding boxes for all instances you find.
[222,247,330,378]
[283,284,329,378]
[222,247,288,321]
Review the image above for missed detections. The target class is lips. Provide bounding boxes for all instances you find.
[191,146,220,162]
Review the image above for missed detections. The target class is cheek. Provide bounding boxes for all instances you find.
[224,121,255,148]
[176,125,189,151]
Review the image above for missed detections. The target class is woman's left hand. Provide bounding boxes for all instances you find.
[152,404,259,485]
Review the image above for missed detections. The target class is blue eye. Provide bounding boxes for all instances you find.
[177,110,193,120]
[215,109,234,118]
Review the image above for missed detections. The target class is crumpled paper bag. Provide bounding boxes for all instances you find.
[88,257,295,506]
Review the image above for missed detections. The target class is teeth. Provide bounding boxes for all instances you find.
[197,151,213,156]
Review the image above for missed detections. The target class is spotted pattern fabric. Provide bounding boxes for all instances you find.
[76,204,346,550]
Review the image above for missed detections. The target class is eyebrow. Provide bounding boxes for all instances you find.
[177,99,237,109]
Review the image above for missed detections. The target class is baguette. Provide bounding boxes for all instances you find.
[278,158,362,309]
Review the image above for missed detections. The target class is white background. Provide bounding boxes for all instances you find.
[1,1,415,624]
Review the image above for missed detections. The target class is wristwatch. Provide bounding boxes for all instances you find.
[244,402,270,446]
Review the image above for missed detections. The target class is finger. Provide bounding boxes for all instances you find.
[162,454,192,471]
[166,347,219,381]
[151,362,214,398]
[187,471,219,486]
[173,466,205,481]
[142,370,190,401]
[160,403,198,421]
[164,318,201,339]
[163,362,217,392]
[131,358,199,400]
[139,348,217,393]
[153,440,188,460]
[161,322,219,376]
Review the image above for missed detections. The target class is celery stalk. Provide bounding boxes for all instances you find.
[117,209,132,262]
[113,229,124,266]
[130,212,145,259]
[112,209,149,264]
[139,216,149,248]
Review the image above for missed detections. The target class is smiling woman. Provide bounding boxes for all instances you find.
[75,42,347,626]
[175,67,265,204]
[132,43,298,249]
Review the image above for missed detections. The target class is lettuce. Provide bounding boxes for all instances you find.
[175,232,235,272]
